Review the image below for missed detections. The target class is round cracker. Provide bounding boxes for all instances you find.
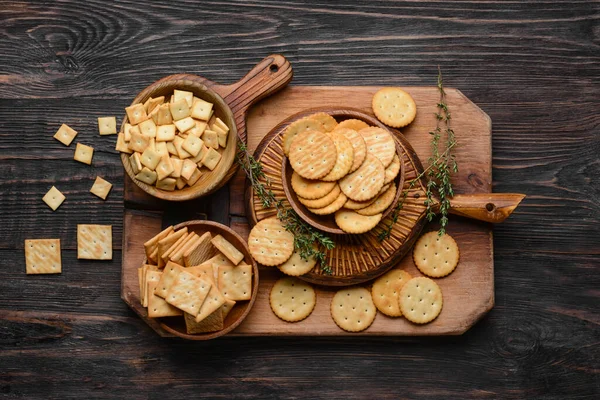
[384,154,401,185]
[356,182,397,216]
[289,130,337,180]
[308,192,347,215]
[306,112,338,132]
[277,249,317,276]
[335,128,367,173]
[270,277,316,322]
[343,183,390,210]
[334,210,382,234]
[413,232,460,278]
[372,87,417,128]
[359,127,396,168]
[371,269,412,317]
[248,217,294,266]
[298,184,341,209]
[291,171,336,200]
[330,287,376,332]
[399,277,443,324]
[320,132,354,182]
[333,119,369,132]
[282,118,325,156]
[339,153,385,201]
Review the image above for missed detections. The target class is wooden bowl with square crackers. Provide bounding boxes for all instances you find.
[280,109,405,235]
[150,220,259,340]
[120,55,293,201]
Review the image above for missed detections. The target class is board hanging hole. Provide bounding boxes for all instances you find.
[486,203,496,212]
[270,64,279,73]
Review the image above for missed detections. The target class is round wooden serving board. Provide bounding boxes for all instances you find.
[247,108,429,286]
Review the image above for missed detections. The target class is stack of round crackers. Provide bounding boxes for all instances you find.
[283,112,402,234]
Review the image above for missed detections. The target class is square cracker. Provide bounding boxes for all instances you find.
[203,130,219,149]
[218,264,252,301]
[135,167,157,185]
[183,231,213,267]
[210,235,244,265]
[201,147,221,171]
[129,152,143,175]
[173,90,194,107]
[115,132,132,154]
[159,232,189,267]
[77,224,112,260]
[184,310,223,334]
[165,270,211,316]
[24,239,61,274]
[128,132,150,153]
[157,228,187,267]
[169,99,191,121]
[191,98,213,121]
[148,282,182,318]
[184,168,202,186]
[157,103,173,125]
[195,276,226,322]
[74,143,94,165]
[169,232,199,265]
[221,297,236,320]
[125,103,148,125]
[42,186,65,211]
[54,123,78,146]
[90,176,112,200]
[144,270,163,308]
[140,264,159,305]
[98,116,117,135]
[155,261,184,299]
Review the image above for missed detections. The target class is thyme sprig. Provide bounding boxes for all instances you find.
[378,67,458,241]
[236,141,335,274]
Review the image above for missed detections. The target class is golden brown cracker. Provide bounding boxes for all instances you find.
[330,287,376,332]
[291,171,336,200]
[413,232,460,278]
[288,130,337,180]
[339,153,385,202]
[306,112,338,132]
[77,224,112,260]
[282,117,325,156]
[372,87,417,128]
[384,154,401,185]
[335,128,367,173]
[218,264,253,301]
[297,184,341,209]
[24,239,61,275]
[307,191,347,215]
[277,248,317,277]
[320,132,354,182]
[399,277,443,324]
[356,182,397,216]
[371,269,412,317]
[334,210,382,234]
[333,119,369,132]
[269,277,316,322]
[359,127,396,168]
[248,217,294,266]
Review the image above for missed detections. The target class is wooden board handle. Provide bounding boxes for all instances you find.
[212,54,293,143]
[448,193,526,223]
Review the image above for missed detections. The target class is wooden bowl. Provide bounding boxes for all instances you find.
[120,81,238,201]
[120,55,293,201]
[280,109,406,234]
[155,220,259,340]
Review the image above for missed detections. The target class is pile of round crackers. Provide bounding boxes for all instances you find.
[283,112,402,234]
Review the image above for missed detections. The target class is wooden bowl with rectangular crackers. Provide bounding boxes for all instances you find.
[152,220,259,340]
[280,109,406,235]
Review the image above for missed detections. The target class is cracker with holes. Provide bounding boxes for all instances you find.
[211,235,244,265]
[359,127,396,168]
[307,192,347,215]
[330,287,376,332]
[277,248,317,277]
[218,264,252,301]
[339,153,385,202]
[399,277,443,324]
[282,117,325,156]
[297,184,341,209]
[144,270,163,308]
[320,132,354,182]
[148,281,182,318]
[165,270,211,316]
[356,182,397,216]
[333,119,369,132]
[270,277,316,322]
[195,276,226,323]
[248,217,294,266]
[42,186,65,211]
[77,224,112,260]
[307,112,338,132]
[371,269,412,317]
[334,210,382,234]
[54,123,78,146]
[384,154,401,184]
[155,261,184,298]
[335,128,366,173]
[74,143,94,165]
[90,176,113,200]
[144,226,174,261]
[24,239,61,275]
[413,232,460,278]
[289,130,337,180]
[372,87,417,128]
[98,116,117,135]
[291,171,336,200]
[183,231,213,267]
[126,103,148,125]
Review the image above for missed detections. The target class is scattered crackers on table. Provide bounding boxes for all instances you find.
[115,90,230,191]
[24,239,62,275]
[283,112,403,233]
[138,225,253,335]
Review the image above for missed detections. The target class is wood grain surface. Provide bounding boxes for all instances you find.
[1,0,598,399]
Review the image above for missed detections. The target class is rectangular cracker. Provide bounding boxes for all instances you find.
[129,152,143,175]
[201,147,221,170]
[144,270,163,308]
[174,116,195,133]
[184,167,202,186]
[140,264,159,305]
[148,247,159,265]
[187,120,207,137]
[183,231,213,267]
[139,118,157,138]
[210,235,244,265]
[156,124,176,142]
[90,176,112,200]
[115,132,132,154]
[77,224,112,260]
[214,117,229,132]
[165,270,211,316]
[24,239,61,274]
[169,99,191,121]
[156,155,174,181]
[191,98,213,121]
[155,261,184,299]
[195,276,226,322]
[98,116,117,135]
[74,143,94,165]
[125,103,148,125]
[173,136,191,159]
[203,130,219,149]
[182,134,203,157]
[173,89,194,107]
[54,123,78,146]
[159,231,189,268]
[135,167,157,185]
[180,159,197,181]
[147,281,182,318]
[169,232,199,266]
[157,228,187,264]
[221,298,236,320]
[157,103,172,125]
[218,264,252,300]
[128,132,150,153]
[143,225,173,261]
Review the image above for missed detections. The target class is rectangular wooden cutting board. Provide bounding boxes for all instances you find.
[122,86,493,336]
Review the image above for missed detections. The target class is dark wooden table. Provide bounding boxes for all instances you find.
[1,1,598,399]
